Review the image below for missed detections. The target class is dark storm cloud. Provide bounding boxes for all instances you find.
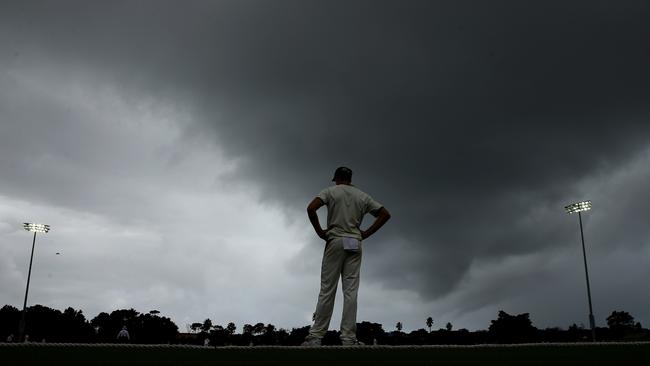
[2,0,650,312]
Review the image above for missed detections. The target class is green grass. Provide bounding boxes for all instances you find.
[2,343,649,366]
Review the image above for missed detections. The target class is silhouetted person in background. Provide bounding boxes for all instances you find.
[117,325,130,343]
[302,167,391,346]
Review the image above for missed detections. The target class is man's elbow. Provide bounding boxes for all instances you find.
[381,207,391,220]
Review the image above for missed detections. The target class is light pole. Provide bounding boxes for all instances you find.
[18,222,50,342]
[564,201,596,342]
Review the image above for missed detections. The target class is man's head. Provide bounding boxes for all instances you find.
[332,166,352,184]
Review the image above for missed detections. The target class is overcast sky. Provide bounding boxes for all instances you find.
[1,1,650,333]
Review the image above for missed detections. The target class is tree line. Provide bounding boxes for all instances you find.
[1,304,647,345]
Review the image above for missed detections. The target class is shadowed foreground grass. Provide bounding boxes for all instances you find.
[1,343,649,365]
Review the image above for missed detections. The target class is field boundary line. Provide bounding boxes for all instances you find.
[2,341,650,350]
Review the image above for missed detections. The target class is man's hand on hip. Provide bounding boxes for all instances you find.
[361,207,391,240]
[360,230,369,240]
[317,228,329,241]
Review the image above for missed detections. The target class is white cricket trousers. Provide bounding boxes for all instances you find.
[308,237,362,342]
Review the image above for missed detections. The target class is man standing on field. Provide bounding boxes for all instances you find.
[302,167,391,346]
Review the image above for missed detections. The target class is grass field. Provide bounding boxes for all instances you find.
[2,343,649,365]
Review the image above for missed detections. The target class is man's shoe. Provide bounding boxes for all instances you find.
[341,339,365,346]
[300,337,322,347]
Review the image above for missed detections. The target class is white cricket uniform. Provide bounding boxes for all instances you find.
[308,184,383,342]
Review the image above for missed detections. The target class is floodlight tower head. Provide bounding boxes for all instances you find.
[564,201,592,214]
[23,223,50,233]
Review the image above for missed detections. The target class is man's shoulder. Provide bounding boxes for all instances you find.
[317,185,335,197]
[329,184,371,198]
[345,184,369,196]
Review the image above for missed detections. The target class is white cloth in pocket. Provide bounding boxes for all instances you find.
[342,237,360,252]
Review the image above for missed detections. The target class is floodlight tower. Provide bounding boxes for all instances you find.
[564,201,596,342]
[19,223,50,342]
